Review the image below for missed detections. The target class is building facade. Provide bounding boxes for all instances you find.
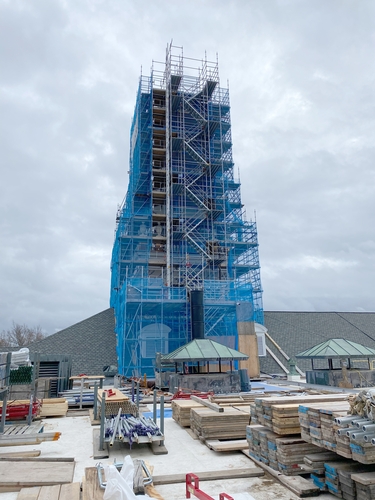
[110,46,263,376]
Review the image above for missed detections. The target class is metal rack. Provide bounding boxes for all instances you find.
[97,390,165,452]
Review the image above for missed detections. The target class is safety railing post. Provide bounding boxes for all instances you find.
[99,391,106,451]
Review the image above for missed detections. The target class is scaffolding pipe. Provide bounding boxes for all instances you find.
[109,408,122,447]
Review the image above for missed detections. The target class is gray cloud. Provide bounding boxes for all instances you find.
[1,0,375,333]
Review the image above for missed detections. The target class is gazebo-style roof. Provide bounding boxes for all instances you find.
[296,338,375,360]
[161,338,248,364]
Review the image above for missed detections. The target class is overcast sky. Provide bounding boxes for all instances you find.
[1,0,375,334]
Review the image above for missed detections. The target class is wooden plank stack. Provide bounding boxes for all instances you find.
[246,424,324,475]
[298,400,351,457]
[171,400,202,427]
[324,460,360,497]
[255,394,348,436]
[271,404,301,435]
[321,405,348,453]
[352,471,375,500]
[338,465,375,500]
[350,442,375,465]
[246,424,263,463]
[190,406,250,440]
[40,398,68,418]
[303,451,342,492]
[250,402,258,424]
[276,435,323,476]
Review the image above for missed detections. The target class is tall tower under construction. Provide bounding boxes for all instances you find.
[110,46,263,377]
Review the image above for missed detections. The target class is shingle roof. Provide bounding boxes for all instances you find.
[28,308,116,376]
[27,309,375,378]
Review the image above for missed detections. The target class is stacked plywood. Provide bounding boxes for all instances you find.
[40,398,68,418]
[191,406,250,440]
[171,400,202,427]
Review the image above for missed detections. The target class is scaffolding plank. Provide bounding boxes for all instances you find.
[0,461,74,492]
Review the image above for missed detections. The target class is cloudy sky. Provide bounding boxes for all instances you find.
[1,0,374,334]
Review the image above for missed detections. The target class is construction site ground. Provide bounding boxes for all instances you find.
[0,402,339,500]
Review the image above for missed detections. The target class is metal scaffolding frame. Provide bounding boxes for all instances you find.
[111,45,264,376]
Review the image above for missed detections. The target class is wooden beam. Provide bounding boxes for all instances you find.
[16,487,41,499]
[190,396,223,412]
[0,451,41,459]
[0,461,74,492]
[152,467,264,485]
[0,432,61,447]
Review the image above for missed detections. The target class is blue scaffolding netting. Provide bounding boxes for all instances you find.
[110,46,264,377]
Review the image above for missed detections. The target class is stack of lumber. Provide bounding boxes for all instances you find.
[246,424,323,475]
[98,389,138,418]
[350,442,375,465]
[171,399,202,427]
[271,404,301,435]
[40,398,68,418]
[303,451,343,492]
[246,425,264,463]
[321,405,349,453]
[259,427,278,468]
[250,402,258,424]
[322,460,375,498]
[191,406,250,440]
[338,464,375,500]
[276,436,323,476]
[255,393,348,435]
[324,460,360,497]
[352,471,375,499]
[246,425,277,467]
[209,394,258,405]
[298,400,351,457]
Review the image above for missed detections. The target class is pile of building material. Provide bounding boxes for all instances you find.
[298,400,350,453]
[303,451,343,491]
[190,406,250,440]
[171,399,202,427]
[40,398,68,418]
[246,424,324,475]
[352,471,375,499]
[331,415,375,464]
[98,388,138,418]
[0,399,41,420]
[254,393,348,435]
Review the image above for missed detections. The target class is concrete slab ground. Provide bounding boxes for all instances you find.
[0,410,337,500]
